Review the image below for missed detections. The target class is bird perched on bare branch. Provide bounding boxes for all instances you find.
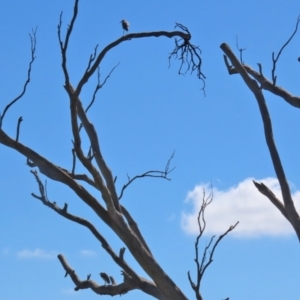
[99,272,110,285]
[109,276,116,285]
[120,20,129,35]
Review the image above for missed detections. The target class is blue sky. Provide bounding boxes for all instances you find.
[1,0,300,299]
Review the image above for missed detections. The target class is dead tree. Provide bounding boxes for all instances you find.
[0,0,210,299]
[220,15,300,243]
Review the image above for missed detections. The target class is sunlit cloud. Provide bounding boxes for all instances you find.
[79,249,97,257]
[17,248,56,259]
[181,177,300,238]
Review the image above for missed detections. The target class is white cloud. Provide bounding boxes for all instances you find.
[181,177,300,238]
[79,249,97,257]
[17,248,56,259]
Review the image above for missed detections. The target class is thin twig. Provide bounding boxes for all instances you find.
[85,63,120,114]
[0,28,37,129]
[118,152,176,200]
[57,0,79,85]
[235,35,246,64]
[271,15,300,85]
[15,117,23,142]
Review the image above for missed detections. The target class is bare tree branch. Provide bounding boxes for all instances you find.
[15,116,23,142]
[223,55,300,108]
[78,63,120,132]
[235,35,246,64]
[30,170,163,298]
[222,55,300,108]
[58,254,159,296]
[168,23,206,88]
[118,152,176,200]
[73,25,204,97]
[221,43,300,242]
[85,63,119,115]
[57,0,79,84]
[253,181,288,220]
[271,15,300,85]
[120,205,153,256]
[187,189,238,300]
[0,28,37,129]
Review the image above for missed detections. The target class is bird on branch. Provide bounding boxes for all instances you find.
[100,272,110,285]
[109,276,116,285]
[120,19,129,35]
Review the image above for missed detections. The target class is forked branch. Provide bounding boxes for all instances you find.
[271,15,300,85]
[188,189,238,300]
[118,152,176,200]
[222,55,300,108]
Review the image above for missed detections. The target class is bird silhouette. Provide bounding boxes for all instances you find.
[99,272,110,285]
[120,20,129,35]
[109,276,116,285]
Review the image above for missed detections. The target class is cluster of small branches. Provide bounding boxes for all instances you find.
[169,23,206,93]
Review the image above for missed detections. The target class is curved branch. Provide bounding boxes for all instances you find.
[119,152,175,200]
[75,28,203,97]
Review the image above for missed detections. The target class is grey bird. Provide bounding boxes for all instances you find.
[120,20,129,35]
[100,272,110,285]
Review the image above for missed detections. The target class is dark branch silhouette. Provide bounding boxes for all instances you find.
[0,28,37,129]
[15,116,23,142]
[187,189,238,300]
[235,35,246,64]
[118,152,176,200]
[271,15,300,85]
[221,41,300,242]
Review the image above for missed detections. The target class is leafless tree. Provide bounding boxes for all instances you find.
[220,15,300,243]
[0,1,236,299]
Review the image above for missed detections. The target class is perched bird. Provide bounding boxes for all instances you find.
[120,20,129,35]
[100,272,110,285]
[109,276,116,285]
